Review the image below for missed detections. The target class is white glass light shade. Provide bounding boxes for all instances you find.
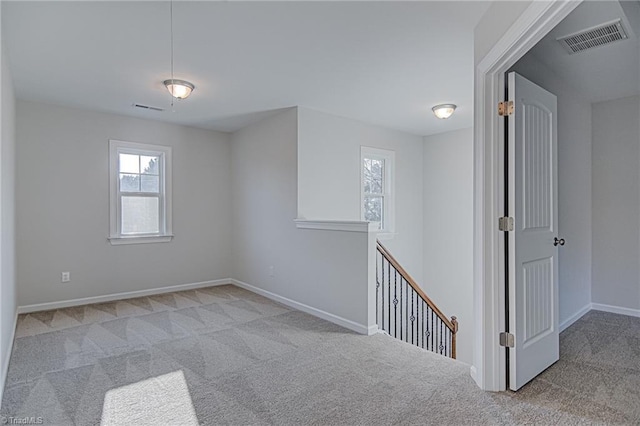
[432,104,457,119]
[163,79,195,99]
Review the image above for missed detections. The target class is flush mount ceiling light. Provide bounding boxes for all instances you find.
[163,79,195,100]
[432,104,457,119]
[164,1,195,103]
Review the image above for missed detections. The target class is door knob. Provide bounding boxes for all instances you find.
[554,237,565,246]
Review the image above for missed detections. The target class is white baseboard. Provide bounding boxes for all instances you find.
[470,365,477,383]
[17,279,232,314]
[559,303,592,332]
[591,303,640,318]
[366,325,380,336]
[15,277,375,337]
[231,279,373,335]
[1,311,18,408]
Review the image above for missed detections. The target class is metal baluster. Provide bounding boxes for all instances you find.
[432,309,436,351]
[424,305,428,350]
[427,306,431,349]
[426,306,430,351]
[426,304,430,350]
[417,296,420,347]
[417,295,420,346]
[418,299,421,348]
[403,275,410,342]
[393,270,397,338]
[435,311,438,352]
[406,282,413,343]
[388,260,391,335]
[421,300,424,349]
[442,324,445,356]
[381,254,384,332]
[431,310,434,351]
[436,312,439,352]
[399,276,403,341]
[416,291,419,346]
[376,252,379,328]
[405,281,408,343]
[439,321,444,355]
[431,308,434,350]
[411,288,415,345]
[415,293,418,346]
[403,280,406,342]
[445,327,448,357]
[442,326,445,356]
[445,324,448,356]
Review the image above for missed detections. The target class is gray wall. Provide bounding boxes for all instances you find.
[423,127,473,364]
[231,108,374,330]
[16,101,232,306]
[297,107,424,284]
[592,96,640,310]
[511,54,593,326]
[0,39,17,402]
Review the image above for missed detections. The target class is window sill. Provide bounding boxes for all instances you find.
[108,235,173,246]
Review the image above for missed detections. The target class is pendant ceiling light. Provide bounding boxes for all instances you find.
[432,104,457,119]
[164,79,194,100]
[165,0,194,102]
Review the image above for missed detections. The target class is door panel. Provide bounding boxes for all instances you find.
[508,72,559,391]
[522,257,553,347]
[522,102,553,232]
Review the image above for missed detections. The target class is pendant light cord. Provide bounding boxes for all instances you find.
[170,0,175,109]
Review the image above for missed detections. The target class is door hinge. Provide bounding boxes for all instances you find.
[498,216,514,232]
[498,101,514,117]
[499,332,515,348]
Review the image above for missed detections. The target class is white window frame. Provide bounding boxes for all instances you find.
[109,139,173,245]
[361,146,395,236]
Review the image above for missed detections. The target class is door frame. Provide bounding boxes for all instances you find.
[472,0,581,392]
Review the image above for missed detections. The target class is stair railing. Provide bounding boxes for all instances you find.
[376,240,458,359]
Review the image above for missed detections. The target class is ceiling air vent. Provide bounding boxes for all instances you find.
[133,103,164,112]
[557,19,628,54]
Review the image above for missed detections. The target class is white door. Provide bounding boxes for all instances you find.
[507,72,560,391]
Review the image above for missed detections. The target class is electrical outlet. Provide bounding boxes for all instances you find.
[61,272,70,283]
[268,266,274,277]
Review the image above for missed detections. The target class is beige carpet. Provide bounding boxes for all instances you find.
[1,285,638,425]
[493,309,640,424]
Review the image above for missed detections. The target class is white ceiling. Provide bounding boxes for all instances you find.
[526,0,640,103]
[2,1,490,136]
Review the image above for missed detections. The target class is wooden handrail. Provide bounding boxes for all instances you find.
[376,240,457,333]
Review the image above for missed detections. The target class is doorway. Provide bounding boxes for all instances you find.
[475,0,640,392]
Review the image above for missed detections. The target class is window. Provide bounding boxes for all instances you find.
[361,146,394,233]
[109,140,172,245]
